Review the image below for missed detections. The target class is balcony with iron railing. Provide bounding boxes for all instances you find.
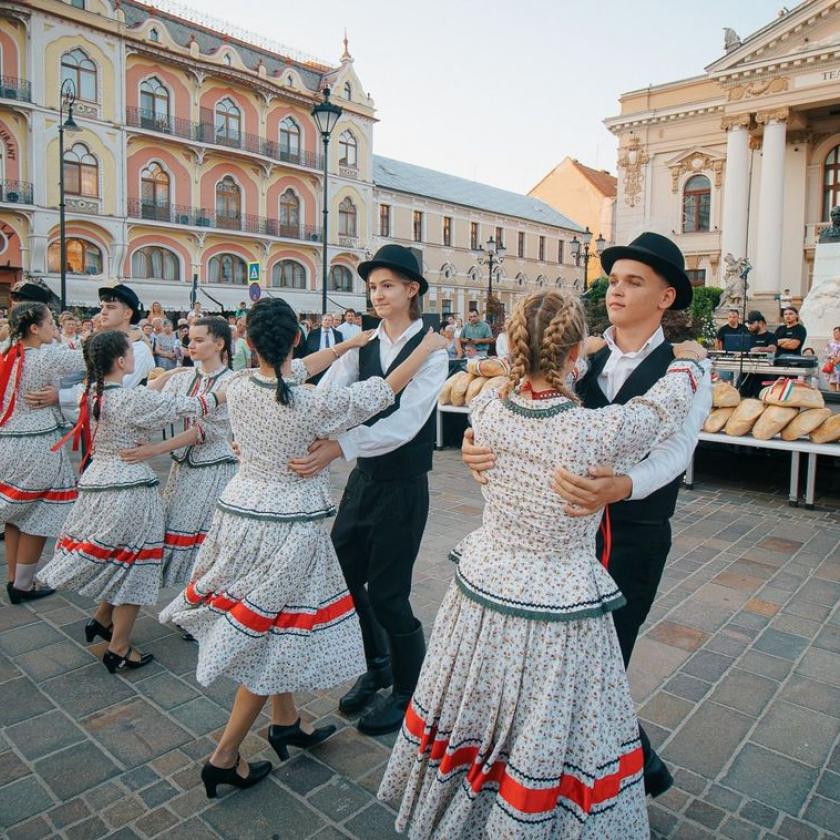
[125,108,322,170]
[127,198,323,242]
[0,76,31,103]
[0,180,33,205]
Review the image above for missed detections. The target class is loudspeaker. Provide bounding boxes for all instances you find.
[421,313,441,332]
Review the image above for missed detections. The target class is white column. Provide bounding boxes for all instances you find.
[754,114,787,295]
[720,119,750,262]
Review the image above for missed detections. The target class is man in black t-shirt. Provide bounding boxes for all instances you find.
[716,309,748,349]
[740,311,777,397]
[775,306,807,356]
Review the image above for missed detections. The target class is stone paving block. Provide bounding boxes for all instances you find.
[343,802,400,839]
[743,597,779,617]
[273,753,335,796]
[83,698,191,769]
[704,628,751,658]
[684,799,725,829]
[141,637,198,676]
[356,762,386,798]
[737,650,793,682]
[795,648,840,687]
[311,828,353,840]
[178,735,216,761]
[796,577,840,607]
[719,815,762,840]
[84,781,124,812]
[13,639,94,683]
[705,783,742,812]
[139,779,178,808]
[659,819,716,839]
[681,650,734,683]
[168,697,229,737]
[0,748,30,786]
[134,806,178,837]
[34,740,120,801]
[782,597,831,622]
[779,674,840,717]
[0,605,40,634]
[0,776,55,829]
[0,655,21,684]
[308,777,372,822]
[739,798,779,828]
[803,795,840,835]
[65,815,108,840]
[777,815,819,839]
[753,628,810,661]
[40,663,136,719]
[769,613,823,638]
[710,668,777,717]
[0,622,64,657]
[0,676,54,725]
[6,815,53,840]
[648,620,709,652]
[729,611,771,633]
[120,765,159,791]
[722,744,816,813]
[149,749,190,776]
[167,785,208,819]
[309,727,391,780]
[813,623,840,654]
[673,767,708,795]
[639,690,694,730]
[133,672,199,711]
[6,709,87,760]
[663,672,712,702]
[758,537,802,553]
[161,817,220,840]
[648,803,678,837]
[48,797,91,828]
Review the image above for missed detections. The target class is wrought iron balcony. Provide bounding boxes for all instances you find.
[127,198,323,242]
[0,180,33,205]
[0,76,31,103]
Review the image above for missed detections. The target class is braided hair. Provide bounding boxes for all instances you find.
[194,316,233,368]
[83,330,130,420]
[8,302,50,346]
[501,290,586,402]
[245,297,299,405]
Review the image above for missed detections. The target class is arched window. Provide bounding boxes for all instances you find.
[139,77,169,126]
[279,116,300,162]
[823,144,840,220]
[278,189,300,236]
[224,53,233,66]
[272,259,306,289]
[536,275,546,287]
[149,28,159,42]
[63,142,99,197]
[209,253,247,284]
[215,98,241,146]
[329,265,353,292]
[343,81,352,100]
[48,238,102,274]
[61,48,97,102]
[338,129,357,167]
[467,266,479,283]
[682,174,711,233]
[131,246,179,281]
[338,197,357,237]
[140,162,170,219]
[516,273,526,286]
[215,176,241,228]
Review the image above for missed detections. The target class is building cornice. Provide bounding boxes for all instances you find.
[604,101,727,134]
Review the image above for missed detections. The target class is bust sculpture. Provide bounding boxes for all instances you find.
[818,205,840,243]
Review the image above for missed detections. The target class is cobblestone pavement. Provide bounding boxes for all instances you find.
[1,448,839,839]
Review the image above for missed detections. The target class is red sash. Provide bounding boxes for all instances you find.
[51,390,97,472]
[599,505,612,568]
[0,343,24,427]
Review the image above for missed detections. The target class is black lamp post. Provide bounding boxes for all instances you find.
[475,236,505,326]
[58,78,80,311]
[569,226,606,292]
[311,87,343,315]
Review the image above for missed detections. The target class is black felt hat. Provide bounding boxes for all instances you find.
[98,283,143,324]
[11,282,52,305]
[358,244,428,296]
[599,232,693,310]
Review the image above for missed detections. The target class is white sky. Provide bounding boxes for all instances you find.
[191,0,781,193]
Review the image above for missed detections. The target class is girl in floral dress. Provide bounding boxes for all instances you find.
[160,297,448,799]
[378,290,706,839]
[38,330,225,674]
[0,302,86,602]
[823,325,840,392]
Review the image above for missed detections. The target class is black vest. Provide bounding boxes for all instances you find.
[355,329,436,480]
[576,341,681,524]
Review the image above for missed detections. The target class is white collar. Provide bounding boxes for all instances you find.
[374,318,424,347]
[603,325,664,360]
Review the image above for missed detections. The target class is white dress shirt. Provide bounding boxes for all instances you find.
[318,318,448,461]
[495,331,509,359]
[597,326,712,501]
[336,322,361,340]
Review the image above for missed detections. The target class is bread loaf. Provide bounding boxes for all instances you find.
[438,371,463,405]
[480,375,509,394]
[466,357,482,376]
[752,406,798,440]
[465,357,510,378]
[712,381,740,408]
[465,376,487,405]
[449,372,475,407]
[724,399,765,436]
[810,413,840,444]
[703,407,735,433]
[781,408,831,441]
[760,380,825,409]
[147,367,167,381]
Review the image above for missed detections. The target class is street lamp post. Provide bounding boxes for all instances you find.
[569,226,606,292]
[475,236,505,326]
[58,78,80,311]
[311,87,343,315]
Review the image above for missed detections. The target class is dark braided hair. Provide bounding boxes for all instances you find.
[83,330,130,420]
[9,302,50,346]
[194,316,233,368]
[245,298,299,405]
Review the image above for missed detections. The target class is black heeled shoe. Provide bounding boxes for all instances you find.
[84,618,113,643]
[7,581,55,605]
[267,719,336,761]
[201,755,272,798]
[102,648,154,674]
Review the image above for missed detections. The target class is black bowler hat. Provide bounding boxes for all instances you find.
[358,244,428,296]
[98,283,143,324]
[11,282,52,305]
[599,232,693,310]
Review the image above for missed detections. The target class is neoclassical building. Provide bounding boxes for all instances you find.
[605,0,840,309]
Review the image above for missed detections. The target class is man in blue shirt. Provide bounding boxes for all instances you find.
[458,310,493,357]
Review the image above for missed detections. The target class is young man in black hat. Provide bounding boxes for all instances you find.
[288,244,448,736]
[462,232,712,797]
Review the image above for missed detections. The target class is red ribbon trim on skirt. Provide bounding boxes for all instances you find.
[0,482,78,503]
[184,583,355,634]
[164,531,207,548]
[57,536,163,566]
[404,702,643,816]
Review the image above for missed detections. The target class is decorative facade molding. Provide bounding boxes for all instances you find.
[668,150,725,193]
[755,107,790,125]
[617,137,649,208]
[720,113,753,131]
[726,76,789,101]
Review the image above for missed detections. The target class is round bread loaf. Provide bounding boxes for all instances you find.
[810,413,840,444]
[781,408,831,441]
[752,406,798,440]
[724,399,765,436]
[703,407,735,433]
[713,381,740,408]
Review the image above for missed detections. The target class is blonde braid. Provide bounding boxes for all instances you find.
[540,296,586,403]
[500,294,539,398]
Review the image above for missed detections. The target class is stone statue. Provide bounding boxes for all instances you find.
[723,28,741,51]
[818,205,840,243]
[716,253,749,313]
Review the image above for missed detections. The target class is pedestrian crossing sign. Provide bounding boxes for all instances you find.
[247,262,261,283]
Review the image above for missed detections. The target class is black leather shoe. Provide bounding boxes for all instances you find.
[201,755,272,798]
[102,648,154,674]
[7,581,55,605]
[84,618,113,643]
[643,749,674,798]
[267,719,336,761]
[339,658,393,715]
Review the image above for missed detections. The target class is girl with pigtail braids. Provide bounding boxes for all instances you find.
[0,302,86,603]
[378,290,708,838]
[38,330,227,675]
[159,296,448,799]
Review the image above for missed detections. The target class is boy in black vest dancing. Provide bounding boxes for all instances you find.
[289,245,447,736]
[462,233,712,796]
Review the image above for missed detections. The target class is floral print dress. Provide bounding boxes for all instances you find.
[377,360,704,839]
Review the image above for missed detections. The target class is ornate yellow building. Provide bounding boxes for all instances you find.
[605,0,840,308]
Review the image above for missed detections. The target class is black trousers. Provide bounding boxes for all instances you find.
[332,468,430,646]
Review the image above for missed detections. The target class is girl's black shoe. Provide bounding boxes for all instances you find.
[84,618,113,643]
[267,718,336,761]
[200,755,272,798]
[6,581,55,605]
[102,648,154,674]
